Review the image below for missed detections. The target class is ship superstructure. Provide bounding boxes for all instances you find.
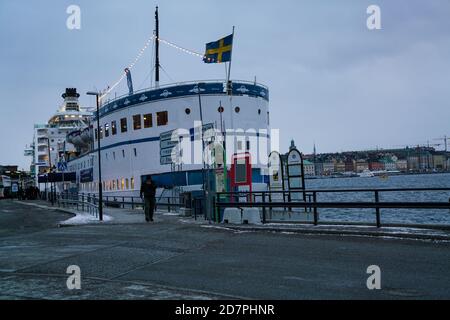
[25,88,92,188]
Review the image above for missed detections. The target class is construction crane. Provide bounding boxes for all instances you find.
[434,136,450,152]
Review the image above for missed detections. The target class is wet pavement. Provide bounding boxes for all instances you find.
[0,200,449,300]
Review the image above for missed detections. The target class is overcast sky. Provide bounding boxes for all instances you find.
[1,0,450,170]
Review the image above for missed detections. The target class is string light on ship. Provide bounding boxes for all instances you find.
[100,35,213,101]
[100,35,155,101]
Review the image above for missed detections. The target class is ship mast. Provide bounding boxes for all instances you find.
[155,6,160,88]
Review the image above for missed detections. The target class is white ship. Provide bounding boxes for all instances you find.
[29,8,271,199]
[25,88,92,188]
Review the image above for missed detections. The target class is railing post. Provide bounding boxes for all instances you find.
[375,191,381,228]
[122,197,125,209]
[262,192,266,224]
[213,196,217,223]
[288,191,292,212]
[194,197,197,221]
[313,191,318,226]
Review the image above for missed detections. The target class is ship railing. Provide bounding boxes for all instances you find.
[100,79,268,107]
[215,188,450,228]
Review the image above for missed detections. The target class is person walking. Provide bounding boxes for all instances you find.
[140,177,157,222]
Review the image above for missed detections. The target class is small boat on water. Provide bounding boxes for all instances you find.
[359,169,375,178]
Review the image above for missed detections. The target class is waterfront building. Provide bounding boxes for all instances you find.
[380,157,396,171]
[335,161,346,173]
[432,153,447,171]
[369,161,384,171]
[355,160,369,173]
[407,155,420,171]
[303,160,315,176]
[344,158,356,172]
[395,159,408,172]
[322,161,335,175]
[0,165,19,175]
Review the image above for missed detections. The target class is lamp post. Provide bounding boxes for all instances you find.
[87,91,103,221]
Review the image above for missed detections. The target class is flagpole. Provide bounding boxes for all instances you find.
[226,26,235,91]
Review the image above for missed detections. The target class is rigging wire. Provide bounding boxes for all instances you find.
[137,67,154,91]
[159,64,175,83]
[99,35,204,101]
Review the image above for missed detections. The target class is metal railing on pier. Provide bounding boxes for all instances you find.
[215,188,450,228]
[56,193,99,218]
[55,192,183,218]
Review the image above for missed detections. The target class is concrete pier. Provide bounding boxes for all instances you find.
[0,200,449,299]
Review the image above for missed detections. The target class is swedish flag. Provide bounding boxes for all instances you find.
[203,34,233,64]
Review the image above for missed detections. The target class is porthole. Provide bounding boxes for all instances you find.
[235,107,240,113]
[258,109,261,115]
[185,108,191,115]
[218,106,224,113]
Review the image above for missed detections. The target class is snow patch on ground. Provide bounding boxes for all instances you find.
[59,212,112,225]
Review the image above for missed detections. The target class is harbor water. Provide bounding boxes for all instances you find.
[286,173,450,225]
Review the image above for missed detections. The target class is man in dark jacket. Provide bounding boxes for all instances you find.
[140,177,157,222]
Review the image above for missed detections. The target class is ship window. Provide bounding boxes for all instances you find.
[122,150,125,158]
[105,123,110,137]
[235,107,240,113]
[120,118,128,133]
[246,141,251,151]
[111,121,117,135]
[99,127,103,139]
[185,108,191,115]
[94,129,98,141]
[144,113,153,128]
[133,114,142,130]
[126,178,129,190]
[258,109,261,115]
[134,148,137,157]
[131,177,135,189]
[157,111,168,126]
[113,152,116,160]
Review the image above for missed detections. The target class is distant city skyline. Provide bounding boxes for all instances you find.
[1,0,450,170]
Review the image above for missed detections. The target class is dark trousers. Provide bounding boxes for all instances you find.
[144,198,155,221]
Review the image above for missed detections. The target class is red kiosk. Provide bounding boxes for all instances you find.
[230,153,253,202]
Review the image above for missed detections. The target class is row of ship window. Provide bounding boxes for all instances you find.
[69,147,138,173]
[79,177,136,192]
[94,106,268,141]
[95,111,169,140]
